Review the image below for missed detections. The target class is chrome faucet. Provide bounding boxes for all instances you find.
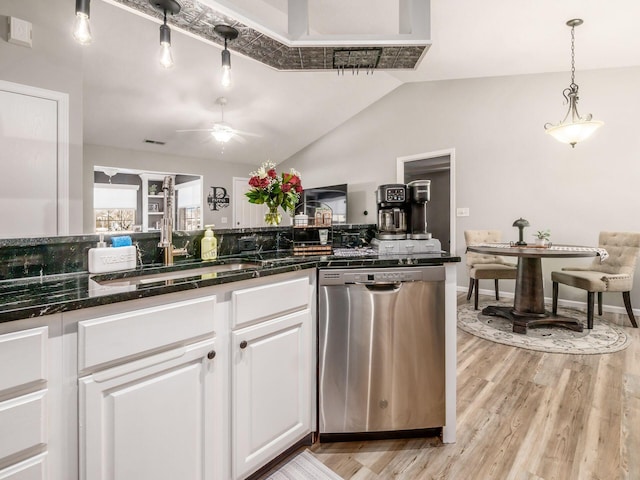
[158,176,175,265]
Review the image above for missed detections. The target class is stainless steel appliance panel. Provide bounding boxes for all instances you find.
[318,266,445,434]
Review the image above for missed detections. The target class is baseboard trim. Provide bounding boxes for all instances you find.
[455,285,639,317]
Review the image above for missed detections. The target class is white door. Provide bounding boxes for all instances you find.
[79,339,217,480]
[232,177,268,228]
[232,310,312,479]
[0,81,69,237]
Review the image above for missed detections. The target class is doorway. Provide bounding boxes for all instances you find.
[397,149,455,253]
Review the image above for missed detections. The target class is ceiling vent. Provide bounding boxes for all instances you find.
[333,48,382,74]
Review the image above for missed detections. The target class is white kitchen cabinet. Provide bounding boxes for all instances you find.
[0,316,63,480]
[72,294,218,480]
[230,278,314,480]
[79,339,217,480]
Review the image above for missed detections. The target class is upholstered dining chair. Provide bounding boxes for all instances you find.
[551,231,640,329]
[464,230,517,310]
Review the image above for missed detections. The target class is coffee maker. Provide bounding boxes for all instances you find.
[408,180,431,240]
[376,184,409,240]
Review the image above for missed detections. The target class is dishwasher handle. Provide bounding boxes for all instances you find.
[358,282,402,292]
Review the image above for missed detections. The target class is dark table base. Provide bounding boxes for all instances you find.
[481,305,584,334]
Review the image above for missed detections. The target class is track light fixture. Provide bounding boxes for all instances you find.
[544,19,603,147]
[149,0,181,69]
[214,25,239,88]
[73,0,92,45]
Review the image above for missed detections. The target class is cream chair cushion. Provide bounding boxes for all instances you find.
[552,231,640,293]
[464,230,515,267]
[470,264,518,280]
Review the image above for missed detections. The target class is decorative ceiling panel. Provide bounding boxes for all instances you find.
[112,0,429,71]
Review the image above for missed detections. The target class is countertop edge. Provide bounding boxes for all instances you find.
[0,254,461,323]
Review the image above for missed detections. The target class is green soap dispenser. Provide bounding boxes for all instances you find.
[201,225,217,261]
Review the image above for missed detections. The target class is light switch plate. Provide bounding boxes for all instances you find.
[456,207,470,217]
[8,17,33,48]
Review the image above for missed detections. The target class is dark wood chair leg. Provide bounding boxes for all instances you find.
[587,291,594,329]
[622,291,638,328]
[494,279,499,301]
[474,280,479,310]
[552,282,559,314]
[467,278,474,301]
[597,292,603,316]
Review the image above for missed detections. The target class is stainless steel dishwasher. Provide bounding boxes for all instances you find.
[318,266,445,439]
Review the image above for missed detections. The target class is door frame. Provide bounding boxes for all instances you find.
[0,80,70,235]
[396,148,456,253]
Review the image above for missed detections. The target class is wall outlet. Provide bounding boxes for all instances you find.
[220,217,228,224]
[456,207,470,217]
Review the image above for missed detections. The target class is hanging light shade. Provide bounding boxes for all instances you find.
[544,19,603,148]
[73,0,92,45]
[214,25,239,88]
[149,0,181,69]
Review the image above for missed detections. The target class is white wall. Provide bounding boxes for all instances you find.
[281,66,640,313]
[83,144,250,230]
[0,0,84,233]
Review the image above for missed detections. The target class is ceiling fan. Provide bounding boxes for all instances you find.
[176,97,259,144]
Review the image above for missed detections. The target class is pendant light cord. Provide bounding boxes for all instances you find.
[570,24,576,88]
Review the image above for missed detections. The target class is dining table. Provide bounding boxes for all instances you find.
[466,243,607,334]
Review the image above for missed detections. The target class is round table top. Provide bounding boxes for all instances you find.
[466,243,601,259]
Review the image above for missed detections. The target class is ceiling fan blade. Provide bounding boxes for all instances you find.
[176,128,214,133]
[231,135,247,144]
[233,129,262,138]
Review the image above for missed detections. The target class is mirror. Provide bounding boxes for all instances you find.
[93,166,203,233]
[0,0,268,238]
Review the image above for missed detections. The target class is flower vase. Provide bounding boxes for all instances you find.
[264,205,282,226]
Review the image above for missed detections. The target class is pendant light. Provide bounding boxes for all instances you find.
[149,0,181,69]
[214,25,239,88]
[544,19,603,148]
[73,0,92,45]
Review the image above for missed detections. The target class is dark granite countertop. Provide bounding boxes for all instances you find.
[0,250,460,324]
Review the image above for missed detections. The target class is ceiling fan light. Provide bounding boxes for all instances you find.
[212,123,234,143]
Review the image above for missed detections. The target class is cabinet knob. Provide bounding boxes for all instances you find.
[240,340,248,349]
[207,350,216,359]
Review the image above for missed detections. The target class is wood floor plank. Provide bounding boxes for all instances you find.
[290,293,640,480]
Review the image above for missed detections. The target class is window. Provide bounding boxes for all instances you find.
[94,184,139,232]
[95,209,136,232]
[176,180,202,230]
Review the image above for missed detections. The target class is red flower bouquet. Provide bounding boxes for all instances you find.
[245,161,303,225]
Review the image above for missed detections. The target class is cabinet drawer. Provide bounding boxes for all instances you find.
[78,296,216,371]
[0,327,47,395]
[0,391,46,463]
[231,277,310,328]
[0,453,47,480]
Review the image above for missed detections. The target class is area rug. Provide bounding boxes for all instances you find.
[265,450,343,480]
[457,301,631,354]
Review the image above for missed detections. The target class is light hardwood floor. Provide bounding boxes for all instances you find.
[307,293,640,480]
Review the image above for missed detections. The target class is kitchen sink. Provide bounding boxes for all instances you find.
[93,262,261,287]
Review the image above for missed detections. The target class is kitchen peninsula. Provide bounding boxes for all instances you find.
[0,226,459,480]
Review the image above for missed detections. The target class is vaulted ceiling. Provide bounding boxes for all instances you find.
[80,0,640,165]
